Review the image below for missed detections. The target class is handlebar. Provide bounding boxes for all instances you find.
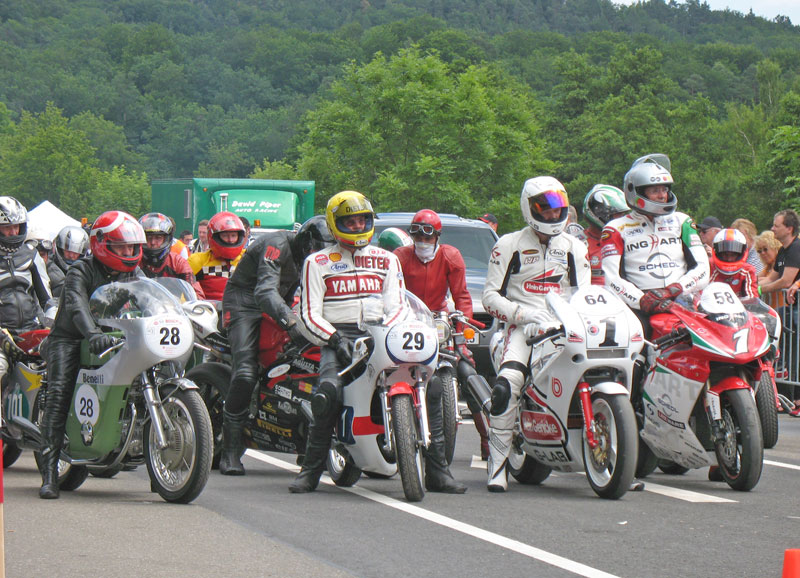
[448,311,485,330]
[525,326,563,347]
[649,327,690,351]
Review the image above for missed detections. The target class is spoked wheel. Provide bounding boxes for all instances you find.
[508,436,551,485]
[754,372,779,449]
[582,393,637,499]
[3,440,23,468]
[391,394,424,502]
[715,389,763,491]
[32,390,89,491]
[658,460,689,475]
[438,368,458,466]
[145,388,212,503]
[186,363,230,470]
[327,444,362,487]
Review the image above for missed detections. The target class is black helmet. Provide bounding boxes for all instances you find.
[0,196,28,252]
[139,212,175,268]
[292,215,334,265]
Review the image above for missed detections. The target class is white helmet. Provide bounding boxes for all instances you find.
[622,154,676,217]
[520,177,570,237]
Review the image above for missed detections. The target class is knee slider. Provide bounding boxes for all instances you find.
[311,381,340,419]
[490,376,511,416]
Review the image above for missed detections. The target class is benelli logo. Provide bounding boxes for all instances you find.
[81,373,104,384]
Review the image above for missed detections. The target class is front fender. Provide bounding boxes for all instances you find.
[387,381,414,398]
[591,381,631,397]
[710,375,751,394]
[161,376,200,392]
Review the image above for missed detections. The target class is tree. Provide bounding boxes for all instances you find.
[294,48,553,228]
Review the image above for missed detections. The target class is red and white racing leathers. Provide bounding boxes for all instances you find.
[601,211,709,310]
[710,264,759,299]
[300,244,405,342]
[482,227,590,477]
[584,225,605,286]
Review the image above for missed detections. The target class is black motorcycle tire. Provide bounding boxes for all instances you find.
[657,460,689,475]
[508,438,552,485]
[185,362,231,470]
[144,388,213,504]
[583,393,638,500]
[635,436,659,478]
[438,367,458,466]
[3,440,22,468]
[391,394,425,502]
[327,445,362,487]
[715,388,763,492]
[754,372,779,449]
[90,464,124,478]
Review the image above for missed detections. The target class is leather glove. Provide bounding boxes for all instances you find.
[639,283,682,313]
[458,343,475,366]
[88,333,116,356]
[328,332,354,366]
[286,322,306,344]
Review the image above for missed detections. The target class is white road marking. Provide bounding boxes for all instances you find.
[641,482,737,503]
[765,459,800,471]
[246,449,621,578]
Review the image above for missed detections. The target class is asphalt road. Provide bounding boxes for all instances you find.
[4,415,800,578]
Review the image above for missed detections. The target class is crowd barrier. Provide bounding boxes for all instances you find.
[768,290,799,401]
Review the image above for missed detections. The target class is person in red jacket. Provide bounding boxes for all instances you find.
[709,228,759,299]
[395,209,486,467]
[139,213,205,298]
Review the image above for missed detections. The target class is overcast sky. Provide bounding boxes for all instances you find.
[614,0,799,24]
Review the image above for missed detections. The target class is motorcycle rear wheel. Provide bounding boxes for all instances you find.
[391,394,425,502]
[3,440,22,468]
[185,363,231,470]
[754,372,779,449]
[715,388,763,491]
[508,439,551,485]
[327,444,362,487]
[145,388,213,504]
[438,368,458,466]
[583,393,637,500]
[657,460,689,475]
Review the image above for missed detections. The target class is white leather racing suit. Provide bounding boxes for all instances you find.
[482,227,590,481]
[600,211,709,310]
[300,244,405,342]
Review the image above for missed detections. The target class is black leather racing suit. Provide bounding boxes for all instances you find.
[222,231,301,414]
[0,241,53,331]
[46,258,67,299]
[39,257,141,468]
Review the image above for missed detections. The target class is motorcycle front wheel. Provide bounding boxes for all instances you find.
[437,367,458,466]
[3,440,22,468]
[185,363,231,470]
[327,444,362,487]
[754,371,779,449]
[391,394,425,502]
[145,388,213,504]
[715,388,763,491]
[582,393,637,500]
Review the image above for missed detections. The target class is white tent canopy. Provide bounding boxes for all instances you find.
[27,200,82,241]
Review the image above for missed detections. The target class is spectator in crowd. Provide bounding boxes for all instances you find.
[755,231,784,309]
[180,230,193,248]
[190,219,210,253]
[240,216,252,246]
[759,209,800,296]
[731,218,763,275]
[697,216,723,257]
[169,217,189,260]
[478,213,498,232]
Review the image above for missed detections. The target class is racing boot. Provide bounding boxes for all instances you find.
[472,412,490,461]
[424,434,467,494]
[38,425,62,500]
[289,414,335,494]
[219,409,248,476]
[487,427,512,493]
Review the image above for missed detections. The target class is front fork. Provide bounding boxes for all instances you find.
[141,370,173,450]
[380,367,432,455]
[578,382,599,449]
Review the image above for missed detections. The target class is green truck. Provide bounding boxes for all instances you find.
[151,178,316,234]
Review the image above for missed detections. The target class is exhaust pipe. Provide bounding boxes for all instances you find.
[466,374,493,417]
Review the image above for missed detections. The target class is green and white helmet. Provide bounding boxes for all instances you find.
[377,227,413,251]
[582,184,629,229]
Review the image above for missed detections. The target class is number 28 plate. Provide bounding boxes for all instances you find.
[145,315,193,358]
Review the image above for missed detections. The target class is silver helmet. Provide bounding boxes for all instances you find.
[622,154,676,217]
[0,196,28,251]
[54,225,89,268]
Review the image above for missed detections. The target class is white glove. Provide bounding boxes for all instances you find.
[522,310,561,339]
[513,305,553,326]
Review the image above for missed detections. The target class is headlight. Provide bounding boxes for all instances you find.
[435,318,451,345]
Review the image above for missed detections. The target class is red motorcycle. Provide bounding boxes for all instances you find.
[635,282,767,490]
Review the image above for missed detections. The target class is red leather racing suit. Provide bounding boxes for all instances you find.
[584,225,605,286]
[709,264,758,299]
[141,251,205,299]
[395,244,473,318]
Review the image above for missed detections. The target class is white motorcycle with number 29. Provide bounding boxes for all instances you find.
[487,285,642,499]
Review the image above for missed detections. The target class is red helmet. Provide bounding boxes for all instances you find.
[409,209,442,238]
[207,212,246,260]
[712,228,748,274]
[90,211,146,272]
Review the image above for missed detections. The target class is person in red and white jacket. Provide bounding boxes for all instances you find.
[709,228,759,299]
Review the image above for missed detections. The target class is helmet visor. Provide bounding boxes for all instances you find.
[530,190,569,222]
[336,214,373,234]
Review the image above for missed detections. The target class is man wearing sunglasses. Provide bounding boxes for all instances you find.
[482,177,590,492]
[393,209,470,492]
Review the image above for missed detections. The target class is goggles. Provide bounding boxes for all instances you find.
[409,223,436,237]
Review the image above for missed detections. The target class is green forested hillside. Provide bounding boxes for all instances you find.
[1,0,799,229]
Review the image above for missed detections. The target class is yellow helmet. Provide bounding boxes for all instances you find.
[325,190,375,248]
